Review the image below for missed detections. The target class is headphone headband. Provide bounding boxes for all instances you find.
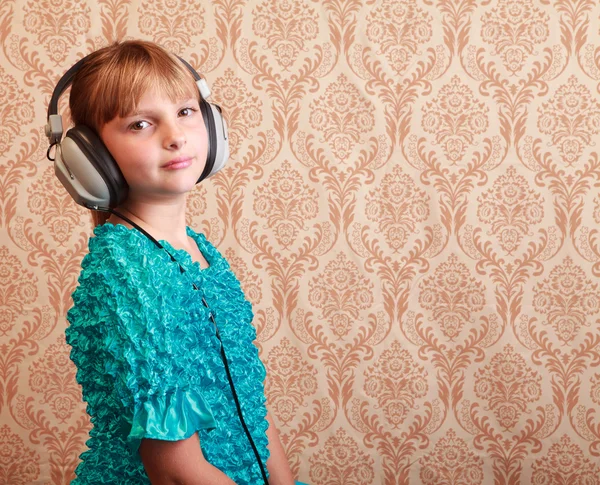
[47,57,87,119]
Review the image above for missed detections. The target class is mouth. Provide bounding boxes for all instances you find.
[162,156,193,170]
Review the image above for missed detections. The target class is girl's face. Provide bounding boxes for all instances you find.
[100,87,208,204]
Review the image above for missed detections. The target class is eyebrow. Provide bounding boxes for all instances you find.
[125,98,199,118]
[125,110,155,119]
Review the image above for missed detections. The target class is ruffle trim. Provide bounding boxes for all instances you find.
[128,388,216,453]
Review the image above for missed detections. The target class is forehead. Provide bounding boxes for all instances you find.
[113,72,198,118]
[124,88,199,116]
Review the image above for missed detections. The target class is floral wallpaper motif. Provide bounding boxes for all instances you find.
[308,428,374,485]
[481,0,550,74]
[138,0,206,54]
[309,74,375,161]
[0,246,38,336]
[474,344,542,430]
[421,75,489,164]
[0,66,34,156]
[537,75,600,165]
[27,166,85,245]
[418,253,486,341]
[477,165,545,254]
[210,68,263,156]
[252,0,319,69]
[0,425,40,484]
[531,435,600,485]
[365,164,430,252]
[22,0,91,64]
[28,335,81,424]
[364,340,428,428]
[419,429,484,485]
[254,160,319,248]
[2,0,600,484]
[366,0,432,75]
[309,253,374,339]
[266,337,318,426]
[532,256,600,345]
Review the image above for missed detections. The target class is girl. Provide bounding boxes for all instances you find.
[52,40,299,485]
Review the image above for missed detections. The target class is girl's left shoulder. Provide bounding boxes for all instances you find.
[185,227,230,269]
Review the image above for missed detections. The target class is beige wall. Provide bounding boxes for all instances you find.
[2,0,600,483]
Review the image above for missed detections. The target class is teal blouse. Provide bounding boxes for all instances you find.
[66,223,270,484]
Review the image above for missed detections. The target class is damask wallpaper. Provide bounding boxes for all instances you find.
[2,0,600,484]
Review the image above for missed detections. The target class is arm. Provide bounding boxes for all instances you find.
[139,433,236,485]
[265,411,295,485]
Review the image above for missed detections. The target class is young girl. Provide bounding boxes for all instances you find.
[51,40,300,484]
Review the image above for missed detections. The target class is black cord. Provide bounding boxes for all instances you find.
[108,209,270,484]
[203,298,270,485]
[46,142,57,161]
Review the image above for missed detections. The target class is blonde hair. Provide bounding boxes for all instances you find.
[68,40,200,227]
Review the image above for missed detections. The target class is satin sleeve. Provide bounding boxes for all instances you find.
[67,228,217,453]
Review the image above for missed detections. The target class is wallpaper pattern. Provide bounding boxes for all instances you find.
[2,0,600,484]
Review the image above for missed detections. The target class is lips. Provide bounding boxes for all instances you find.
[162,156,193,169]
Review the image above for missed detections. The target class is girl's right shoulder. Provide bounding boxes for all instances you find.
[85,222,149,266]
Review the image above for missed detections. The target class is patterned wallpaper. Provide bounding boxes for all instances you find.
[2,0,600,484]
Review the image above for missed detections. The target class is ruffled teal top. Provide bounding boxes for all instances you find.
[66,223,270,484]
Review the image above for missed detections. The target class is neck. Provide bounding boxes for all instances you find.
[111,196,189,246]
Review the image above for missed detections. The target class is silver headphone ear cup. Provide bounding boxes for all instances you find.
[209,104,229,177]
[65,126,128,208]
[57,136,112,209]
[202,103,229,180]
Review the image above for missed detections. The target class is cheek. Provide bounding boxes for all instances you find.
[100,132,141,173]
[113,148,150,175]
[108,144,155,186]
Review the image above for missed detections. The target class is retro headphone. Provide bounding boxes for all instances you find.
[45,54,229,210]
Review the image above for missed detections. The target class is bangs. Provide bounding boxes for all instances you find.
[110,60,199,121]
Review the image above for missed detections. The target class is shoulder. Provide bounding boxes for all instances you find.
[86,223,151,267]
[70,223,174,311]
[186,227,230,270]
[67,223,200,337]
[80,222,179,278]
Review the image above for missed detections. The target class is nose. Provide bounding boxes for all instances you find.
[163,120,186,150]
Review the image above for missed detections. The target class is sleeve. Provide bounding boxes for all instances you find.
[70,232,217,453]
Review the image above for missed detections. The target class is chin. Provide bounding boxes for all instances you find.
[163,172,202,191]
[166,182,199,196]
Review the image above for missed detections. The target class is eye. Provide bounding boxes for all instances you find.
[129,120,150,131]
[179,107,197,117]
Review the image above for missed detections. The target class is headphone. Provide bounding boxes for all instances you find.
[46,54,230,211]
